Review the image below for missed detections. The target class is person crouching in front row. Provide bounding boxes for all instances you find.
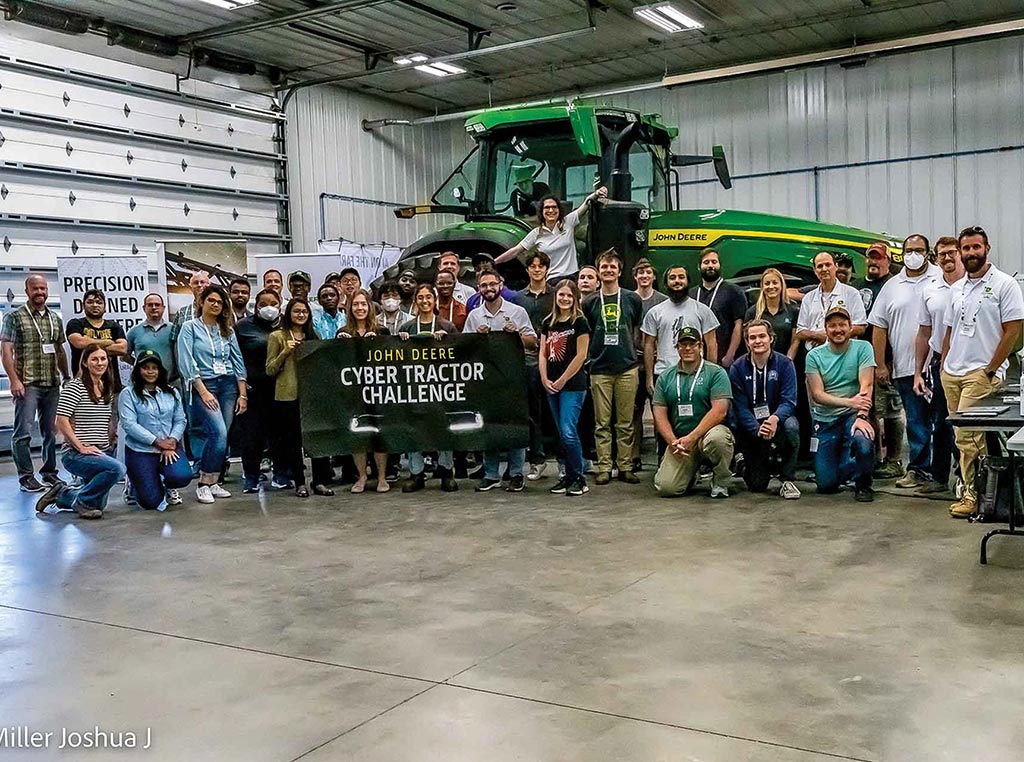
[728,320,801,500]
[652,327,734,498]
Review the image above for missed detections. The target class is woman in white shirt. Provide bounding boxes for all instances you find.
[494,186,607,281]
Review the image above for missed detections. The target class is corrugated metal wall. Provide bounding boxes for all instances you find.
[286,87,471,252]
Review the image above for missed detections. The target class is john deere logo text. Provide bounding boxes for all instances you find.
[649,230,711,245]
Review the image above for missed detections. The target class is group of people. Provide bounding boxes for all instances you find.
[2,215,1019,519]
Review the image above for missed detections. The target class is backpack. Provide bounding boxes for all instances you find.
[973,434,1024,523]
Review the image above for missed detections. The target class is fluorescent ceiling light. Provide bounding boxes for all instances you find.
[195,0,259,9]
[395,53,429,65]
[415,61,466,77]
[633,3,702,34]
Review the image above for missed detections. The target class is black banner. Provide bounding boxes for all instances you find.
[296,333,529,455]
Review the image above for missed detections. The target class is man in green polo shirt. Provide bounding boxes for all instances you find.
[652,326,734,498]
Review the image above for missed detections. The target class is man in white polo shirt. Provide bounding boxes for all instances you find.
[796,251,867,350]
[913,236,965,495]
[940,226,1024,518]
[869,233,941,490]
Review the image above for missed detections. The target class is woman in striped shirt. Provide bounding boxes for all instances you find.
[35,343,125,519]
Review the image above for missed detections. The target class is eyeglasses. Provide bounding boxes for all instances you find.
[936,248,959,258]
[542,205,560,211]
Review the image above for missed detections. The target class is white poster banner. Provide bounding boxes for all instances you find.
[57,255,149,334]
[317,240,402,286]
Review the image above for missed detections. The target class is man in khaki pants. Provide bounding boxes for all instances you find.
[940,226,1024,518]
[653,327,734,498]
[582,249,644,485]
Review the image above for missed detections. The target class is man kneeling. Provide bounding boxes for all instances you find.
[653,327,734,498]
[806,307,876,502]
[729,319,801,499]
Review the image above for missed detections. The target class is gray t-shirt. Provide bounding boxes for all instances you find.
[641,298,720,375]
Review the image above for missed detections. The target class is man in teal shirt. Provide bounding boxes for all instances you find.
[805,306,876,501]
[652,327,734,498]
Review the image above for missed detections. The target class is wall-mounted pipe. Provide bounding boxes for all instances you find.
[319,191,406,241]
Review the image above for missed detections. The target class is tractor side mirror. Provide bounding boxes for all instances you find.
[671,145,732,190]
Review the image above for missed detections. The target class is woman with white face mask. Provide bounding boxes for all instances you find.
[376,280,412,335]
[235,289,291,493]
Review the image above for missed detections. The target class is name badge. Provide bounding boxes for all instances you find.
[959,321,976,337]
[212,360,228,375]
[809,436,819,453]
[41,343,56,355]
[754,405,771,421]
[604,334,619,346]
[677,404,694,417]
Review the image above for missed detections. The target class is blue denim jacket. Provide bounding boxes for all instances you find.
[175,318,246,384]
[118,387,187,454]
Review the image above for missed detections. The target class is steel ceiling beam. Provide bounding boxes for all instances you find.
[177,0,387,44]
[394,0,488,49]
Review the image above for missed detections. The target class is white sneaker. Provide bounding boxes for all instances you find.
[780,481,801,500]
[209,484,231,499]
[196,485,215,504]
[710,484,729,499]
[526,462,547,481]
[165,488,182,506]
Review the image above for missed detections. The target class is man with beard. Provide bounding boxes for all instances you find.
[642,265,719,396]
[695,248,747,369]
[312,283,346,339]
[65,289,128,372]
[869,234,941,490]
[940,226,1024,518]
[463,267,538,492]
[806,307,876,502]
[396,269,419,312]
[913,236,965,496]
[287,270,312,302]
[228,278,252,323]
[437,251,476,305]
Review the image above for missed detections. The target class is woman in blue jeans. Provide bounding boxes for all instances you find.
[539,280,592,496]
[119,350,192,510]
[176,284,248,504]
[35,344,124,519]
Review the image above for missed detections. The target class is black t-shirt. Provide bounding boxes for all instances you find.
[65,317,126,373]
[745,302,800,355]
[398,317,457,336]
[582,289,644,375]
[542,316,591,392]
[854,274,891,351]
[235,315,274,385]
[696,280,748,360]
[513,285,556,334]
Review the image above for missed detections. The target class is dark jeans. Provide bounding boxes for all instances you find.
[239,381,287,487]
[894,375,932,476]
[547,390,586,483]
[275,399,332,487]
[929,355,956,484]
[189,375,238,478]
[56,448,125,512]
[737,416,800,491]
[813,413,874,493]
[526,364,547,464]
[124,446,193,510]
[12,383,60,479]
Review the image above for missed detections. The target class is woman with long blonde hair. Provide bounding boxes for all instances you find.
[745,268,800,359]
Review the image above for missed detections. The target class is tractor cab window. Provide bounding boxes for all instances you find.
[432,146,479,208]
[630,143,668,212]
[493,148,549,219]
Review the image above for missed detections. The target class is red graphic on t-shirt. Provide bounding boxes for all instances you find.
[547,328,573,361]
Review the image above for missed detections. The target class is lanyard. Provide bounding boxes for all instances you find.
[700,280,723,310]
[675,360,705,403]
[818,286,837,317]
[200,321,226,370]
[444,300,455,322]
[28,308,57,343]
[600,289,621,331]
[383,312,401,333]
[753,361,767,405]
[959,277,988,325]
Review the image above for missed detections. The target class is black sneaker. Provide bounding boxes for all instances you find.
[567,478,590,496]
[19,475,46,493]
[437,468,459,492]
[549,477,570,494]
[469,465,486,480]
[854,486,875,503]
[475,477,502,492]
[39,472,63,487]
[402,474,426,493]
[506,475,525,492]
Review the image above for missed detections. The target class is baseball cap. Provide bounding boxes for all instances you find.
[825,306,851,322]
[632,257,656,274]
[287,270,312,284]
[339,267,359,280]
[865,243,890,260]
[676,326,702,343]
[133,349,165,369]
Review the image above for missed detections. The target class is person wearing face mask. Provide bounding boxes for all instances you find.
[435,271,468,332]
[235,289,291,493]
[377,280,412,334]
[494,188,608,282]
[868,234,942,490]
[312,283,346,339]
[577,266,599,296]
[695,249,747,369]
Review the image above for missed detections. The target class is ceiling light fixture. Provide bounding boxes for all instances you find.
[633,2,702,34]
[394,53,430,65]
[195,0,259,10]
[414,61,466,77]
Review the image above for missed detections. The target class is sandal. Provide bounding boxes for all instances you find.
[376,480,391,493]
[313,484,335,497]
[351,479,366,494]
[296,486,309,498]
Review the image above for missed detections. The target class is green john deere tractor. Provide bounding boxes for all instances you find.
[388,104,902,290]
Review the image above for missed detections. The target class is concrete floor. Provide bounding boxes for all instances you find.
[1,459,1022,762]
